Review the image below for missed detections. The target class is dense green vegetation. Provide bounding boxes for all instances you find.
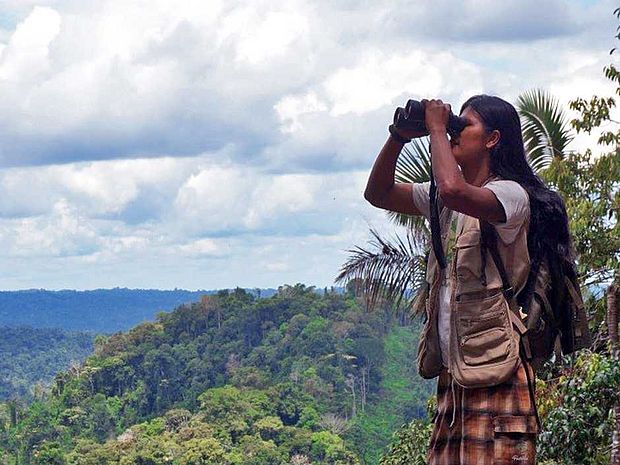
[0,285,433,464]
[348,327,429,464]
[0,327,94,401]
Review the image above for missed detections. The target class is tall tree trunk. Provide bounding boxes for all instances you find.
[608,281,619,465]
[609,282,618,350]
[345,375,356,418]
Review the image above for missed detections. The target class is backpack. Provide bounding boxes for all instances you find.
[518,244,591,368]
[480,220,592,370]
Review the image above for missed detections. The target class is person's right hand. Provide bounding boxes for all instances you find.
[422,99,450,133]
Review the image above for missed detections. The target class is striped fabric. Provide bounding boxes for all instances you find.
[427,359,539,465]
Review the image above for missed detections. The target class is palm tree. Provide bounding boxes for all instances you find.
[517,89,574,171]
[336,90,573,312]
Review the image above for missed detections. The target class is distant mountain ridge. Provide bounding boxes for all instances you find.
[0,288,266,332]
[0,287,342,333]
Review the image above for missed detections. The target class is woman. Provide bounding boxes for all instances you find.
[364,95,573,465]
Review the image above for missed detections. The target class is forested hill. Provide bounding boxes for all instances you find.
[0,326,94,400]
[0,284,433,464]
[0,288,270,332]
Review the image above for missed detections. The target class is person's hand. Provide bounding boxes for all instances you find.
[423,99,451,133]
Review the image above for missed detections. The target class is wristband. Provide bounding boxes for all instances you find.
[388,124,411,144]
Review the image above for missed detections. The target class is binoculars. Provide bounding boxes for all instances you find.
[393,99,467,137]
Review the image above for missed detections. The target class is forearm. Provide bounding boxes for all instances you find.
[364,136,403,205]
[429,129,464,195]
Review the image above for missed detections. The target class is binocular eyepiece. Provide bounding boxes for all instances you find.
[393,100,467,137]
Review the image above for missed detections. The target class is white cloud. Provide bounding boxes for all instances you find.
[171,162,370,235]
[0,156,197,218]
[231,9,309,65]
[0,6,61,82]
[173,165,251,232]
[0,199,100,257]
[177,238,229,257]
[275,92,328,133]
[245,174,318,227]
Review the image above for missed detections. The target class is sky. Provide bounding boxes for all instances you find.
[0,0,617,291]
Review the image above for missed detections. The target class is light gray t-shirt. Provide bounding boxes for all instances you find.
[411,180,530,366]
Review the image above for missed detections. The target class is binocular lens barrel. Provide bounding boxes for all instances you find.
[393,99,466,137]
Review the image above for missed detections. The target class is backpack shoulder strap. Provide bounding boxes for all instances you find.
[479,220,514,300]
[480,219,529,344]
[429,158,447,270]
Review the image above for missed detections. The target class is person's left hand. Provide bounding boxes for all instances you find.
[422,99,451,133]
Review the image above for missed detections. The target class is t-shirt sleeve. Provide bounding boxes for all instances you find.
[484,180,530,244]
[411,181,431,219]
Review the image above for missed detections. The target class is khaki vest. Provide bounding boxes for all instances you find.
[416,176,531,388]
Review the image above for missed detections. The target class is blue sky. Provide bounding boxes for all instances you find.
[0,0,617,290]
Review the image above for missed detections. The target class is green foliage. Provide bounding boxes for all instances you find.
[297,405,320,430]
[137,417,166,437]
[529,21,620,463]
[0,326,94,400]
[346,326,433,464]
[231,434,285,465]
[179,437,227,465]
[569,63,620,146]
[378,419,432,465]
[311,430,360,464]
[198,385,273,441]
[254,416,284,441]
[33,441,66,465]
[536,351,620,465]
[273,383,312,426]
[541,150,619,288]
[562,13,620,289]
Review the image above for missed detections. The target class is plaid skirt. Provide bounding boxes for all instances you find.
[427,359,539,465]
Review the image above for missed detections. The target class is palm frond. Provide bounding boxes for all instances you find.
[388,138,432,241]
[394,138,431,184]
[516,89,574,171]
[335,228,427,312]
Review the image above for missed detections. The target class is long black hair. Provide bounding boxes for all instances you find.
[460,94,575,302]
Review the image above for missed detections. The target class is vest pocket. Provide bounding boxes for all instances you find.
[454,229,481,283]
[417,292,443,379]
[456,291,512,367]
[460,327,511,366]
